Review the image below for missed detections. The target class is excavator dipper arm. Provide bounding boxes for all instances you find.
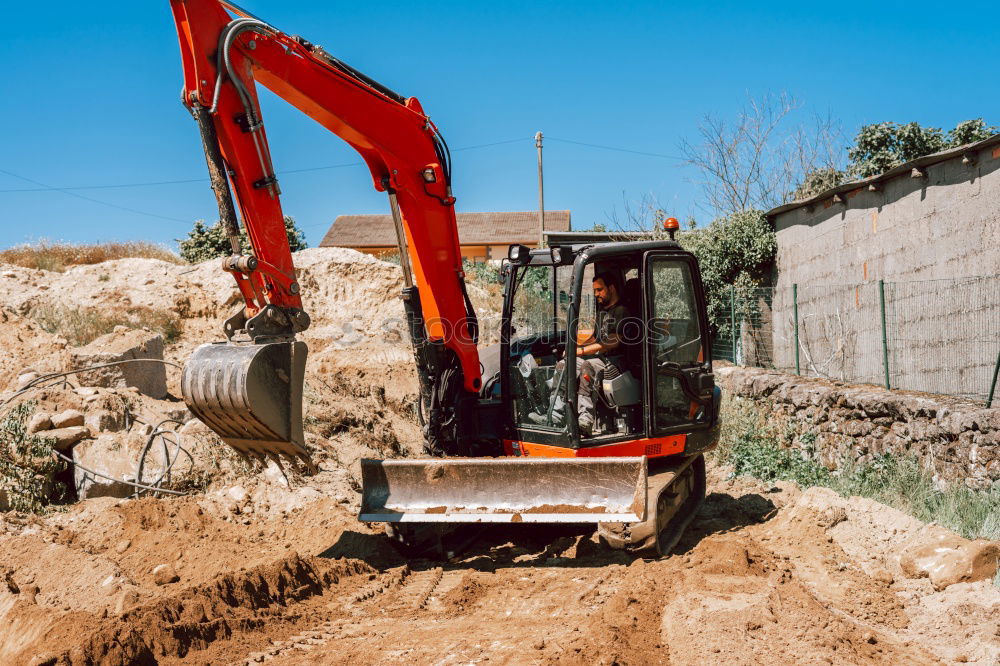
[170,0,482,458]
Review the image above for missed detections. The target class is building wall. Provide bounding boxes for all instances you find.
[769,143,1000,397]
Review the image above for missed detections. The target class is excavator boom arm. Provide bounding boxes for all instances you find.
[170,0,481,394]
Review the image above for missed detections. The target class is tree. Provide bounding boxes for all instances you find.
[847,119,997,179]
[948,118,997,146]
[680,93,845,215]
[679,210,776,339]
[792,166,846,200]
[178,216,308,264]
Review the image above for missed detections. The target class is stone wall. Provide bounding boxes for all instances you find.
[716,365,1000,489]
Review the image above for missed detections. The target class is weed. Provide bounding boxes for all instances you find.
[718,399,830,486]
[30,304,181,346]
[716,397,1000,547]
[0,241,183,272]
[0,402,66,513]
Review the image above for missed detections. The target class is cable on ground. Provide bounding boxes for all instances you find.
[2,358,193,499]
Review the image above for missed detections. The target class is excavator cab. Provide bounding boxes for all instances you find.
[499,240,719,457]
[361,239,722,555]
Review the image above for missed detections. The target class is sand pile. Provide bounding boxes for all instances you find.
[0,308,70,391]
[2,462,996,665]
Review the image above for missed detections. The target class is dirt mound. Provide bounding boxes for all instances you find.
[2,460,999,665]
[0,247,422,365]
[0,307,69,391]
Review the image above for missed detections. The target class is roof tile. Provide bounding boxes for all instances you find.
[321,211,571,247]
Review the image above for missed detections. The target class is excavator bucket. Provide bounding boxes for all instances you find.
[359,457,648,523]
[181,340,309,460]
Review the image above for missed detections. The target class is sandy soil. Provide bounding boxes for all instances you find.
[1,466,997,665]
[1,248,998,665]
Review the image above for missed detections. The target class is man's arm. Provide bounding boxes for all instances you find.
[577,335,620,356]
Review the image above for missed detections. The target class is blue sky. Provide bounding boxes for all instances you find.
[2,1,998,250]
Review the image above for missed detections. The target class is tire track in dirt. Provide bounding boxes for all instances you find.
[3,465,997,665]
[244,529,628,666]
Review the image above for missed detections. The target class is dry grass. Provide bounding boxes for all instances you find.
[30,304,181,346]
[0,241,183,272]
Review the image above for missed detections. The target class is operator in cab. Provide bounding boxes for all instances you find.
[531,272,639,435]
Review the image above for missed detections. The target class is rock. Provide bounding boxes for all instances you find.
[68,329,167,399]
[41,426,91,452]
[165,406,191,422]
[75,387,99,397]
[114,589,139,614]
[51,409,85,429]
[227,485,248,503]
[84,410,124,433]
[27,413,52,434]
[15,371,40,391]
[898,525,1000,590]
[115,539,131,554]
[817,506,847,529]
[73,432,202,500]
[21,583,39,604]
[152,564,179,586]
[72,435,140,499]
[869,566,894,584]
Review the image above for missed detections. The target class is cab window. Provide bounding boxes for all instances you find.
[647,258,705,430]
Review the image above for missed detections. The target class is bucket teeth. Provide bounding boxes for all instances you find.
[181,340,310,460]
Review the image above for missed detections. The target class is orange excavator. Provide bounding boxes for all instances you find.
[170,0,721,555]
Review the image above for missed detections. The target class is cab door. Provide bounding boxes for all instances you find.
[642,252,716,436]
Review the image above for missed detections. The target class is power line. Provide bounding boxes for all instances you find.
[0,161,363,193]
[0,135,678,194]
[0,135,679,227]
[0,139,529,194]
[547,136,681,161]
[451,137,526,152]
[0,167,190,224]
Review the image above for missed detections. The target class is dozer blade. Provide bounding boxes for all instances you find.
[359,457,648,523]
[181,340,309,459]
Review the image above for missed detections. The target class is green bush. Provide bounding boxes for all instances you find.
[679,210,776,341]
[30,304,181,346]
[463,260,501,286]
[847,119,997,179]
[178,216,307,264]
[0,402,65,514]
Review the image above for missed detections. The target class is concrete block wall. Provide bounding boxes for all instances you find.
[769,143,1000,398]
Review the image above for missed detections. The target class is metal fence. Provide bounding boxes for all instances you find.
[712,275,1000,405]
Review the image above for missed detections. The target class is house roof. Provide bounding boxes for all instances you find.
[765,132,1000,219]
[321,210,571,248]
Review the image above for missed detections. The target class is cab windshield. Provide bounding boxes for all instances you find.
[507,264,570,431]
[509,265,569,339]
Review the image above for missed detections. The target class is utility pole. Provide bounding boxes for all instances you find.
[535,131,545,247]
